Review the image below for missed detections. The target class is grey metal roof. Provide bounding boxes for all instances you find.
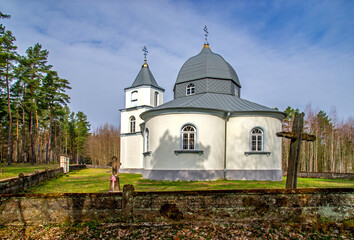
[141,93,285,119]
[175,46,241,87]
[126,64,164,91]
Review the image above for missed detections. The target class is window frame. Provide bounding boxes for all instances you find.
[131,91,138,102]
[186,83,195,96]
[180,124,197,150]
[144,128,150,152]
[129,116,136,133]
[250,127,264,152]
[154,91,159,107]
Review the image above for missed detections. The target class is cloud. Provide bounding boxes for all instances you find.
[1,0,353,129]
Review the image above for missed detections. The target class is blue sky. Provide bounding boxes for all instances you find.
[1,0,353,129]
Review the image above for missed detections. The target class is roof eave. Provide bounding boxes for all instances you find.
[124,84,165,92]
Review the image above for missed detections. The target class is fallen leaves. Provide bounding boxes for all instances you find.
[0,221,352,240]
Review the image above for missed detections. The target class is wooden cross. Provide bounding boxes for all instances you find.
[109,156,121,192]
[276,112,316,189]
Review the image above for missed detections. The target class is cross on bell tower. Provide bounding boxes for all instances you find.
[142,46,148,61]
[203,25,209,44]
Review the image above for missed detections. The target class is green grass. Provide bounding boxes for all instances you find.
[0,163,59,180]
[26,168,354,193]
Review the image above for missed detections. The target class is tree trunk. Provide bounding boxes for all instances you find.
[35,109,41,163]
[16,109,20,163]
[46,106,53,164]
[29,108,35,165]
[6,64,12,165]
[21,93,26,164]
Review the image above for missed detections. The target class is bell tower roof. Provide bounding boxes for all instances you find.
[125,46,165,91]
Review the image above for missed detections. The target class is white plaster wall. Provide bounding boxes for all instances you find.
[149,89,164,106]
[226,116,282,170]
[120,134,143,169]
[125,87,164,108]
[144,113,225,170]
[121,108,150,134]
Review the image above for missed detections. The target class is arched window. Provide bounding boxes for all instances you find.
[144,128,149,152]
[154,91,159,107]
[131,91,138,107]
[130,116,136,133]
[186,83,195,96]
[131,91,138,101]
[181,124,196,150]
[250,127,263,151]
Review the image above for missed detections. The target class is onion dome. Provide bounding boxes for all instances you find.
[175,44,241,88]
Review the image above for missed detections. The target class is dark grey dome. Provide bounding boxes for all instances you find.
[175,45,241,87]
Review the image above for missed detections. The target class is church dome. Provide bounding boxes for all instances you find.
[175,44,241,87]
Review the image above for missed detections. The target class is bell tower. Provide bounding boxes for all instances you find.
[120,46,165,172]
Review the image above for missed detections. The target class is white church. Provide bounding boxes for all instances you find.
[120,38,286,181]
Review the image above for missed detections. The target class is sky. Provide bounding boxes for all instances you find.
[1,0,353,130]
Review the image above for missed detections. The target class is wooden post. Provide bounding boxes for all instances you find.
[277,112,316,189]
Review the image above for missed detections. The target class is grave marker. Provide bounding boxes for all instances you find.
[277,112,316,189]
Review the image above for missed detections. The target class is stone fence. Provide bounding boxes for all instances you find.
[0,165,86,195]
[0,186,352,226]
[70,164,87,171]
[283,171,354,180]
[86,165,111,169]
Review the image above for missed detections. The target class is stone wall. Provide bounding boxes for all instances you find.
[86,165,111,169]
[70,164,87,171]
[0,186,352,226]
[0,165,86,194]
[0,168,64,195]
[283,171,354,180]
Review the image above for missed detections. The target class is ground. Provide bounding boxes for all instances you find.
[0,221,353,239]
[24,168,354,193]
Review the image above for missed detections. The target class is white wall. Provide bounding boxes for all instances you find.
[125,86,163,108]
[120,134,143,169]
[144,113,225,170]
[121,108,150,134]
[226,116,282,170]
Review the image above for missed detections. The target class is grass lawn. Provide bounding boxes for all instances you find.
[27,168,354,193]
[0,163,59,180]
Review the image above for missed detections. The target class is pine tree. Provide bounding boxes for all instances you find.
[41,70,71,163]
[0,26,17,165]
[23,43,52,164]
[75,111,90,164]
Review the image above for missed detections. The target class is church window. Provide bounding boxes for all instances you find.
[144,128,149,152]
[181,124,196,150]
[154,91,159,107]
[130,116,136,133]
[131,91,138,102]
[250,127,263,151]
[186,83,195,96]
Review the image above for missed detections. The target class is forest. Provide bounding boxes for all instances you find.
[0,12,90,165]
[281,105,353,173]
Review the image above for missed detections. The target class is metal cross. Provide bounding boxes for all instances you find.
[203,25,209,44]
[142,46,148,61]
